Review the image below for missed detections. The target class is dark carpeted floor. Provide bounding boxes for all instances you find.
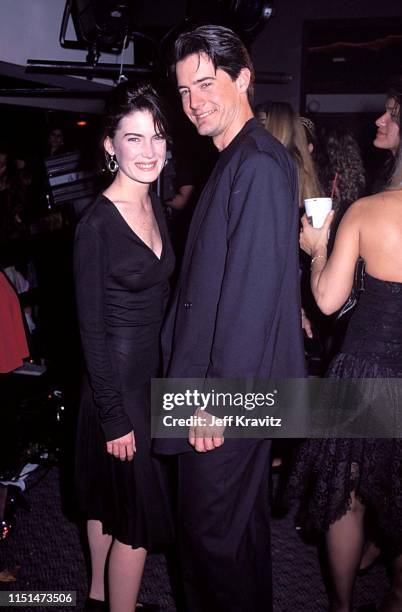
[0,465,390,612]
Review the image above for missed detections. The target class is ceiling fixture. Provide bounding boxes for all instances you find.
[26,0,276,81]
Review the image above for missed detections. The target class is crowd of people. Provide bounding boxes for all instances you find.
[1,23,402,612]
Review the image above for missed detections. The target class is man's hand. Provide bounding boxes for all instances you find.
[189,409,225,453]
[106,430,136,461]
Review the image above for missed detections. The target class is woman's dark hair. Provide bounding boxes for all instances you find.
[387,75,402,125]
[380,76,402,189]
[103,82,169,141]
[315,126,365,213]
[174,25,255,102]
[388,77,402,189]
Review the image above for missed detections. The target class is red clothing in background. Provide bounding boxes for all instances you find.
[0,271,29,373]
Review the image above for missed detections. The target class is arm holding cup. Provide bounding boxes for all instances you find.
[300,199,362,314]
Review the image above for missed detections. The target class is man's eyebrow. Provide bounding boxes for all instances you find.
[178,76,216,89]
[123,132,142,137]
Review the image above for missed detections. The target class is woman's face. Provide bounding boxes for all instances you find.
[105,109,166,185]
[373,97,400,156]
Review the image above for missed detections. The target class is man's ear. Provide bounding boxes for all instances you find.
[104,136,114,156]
[236,67,251,94]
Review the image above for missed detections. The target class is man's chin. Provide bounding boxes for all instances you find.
[194,123,212,136]
[194,122,219,138]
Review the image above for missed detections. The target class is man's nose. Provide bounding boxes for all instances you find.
[189,89,204,110]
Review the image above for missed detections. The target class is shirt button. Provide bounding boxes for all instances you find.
[184,301,192,309]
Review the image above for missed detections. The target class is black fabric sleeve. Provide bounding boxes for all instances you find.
[74,222,132,441]
[206,151,298,378]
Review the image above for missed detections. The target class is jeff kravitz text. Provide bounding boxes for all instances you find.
[162,415,282,427]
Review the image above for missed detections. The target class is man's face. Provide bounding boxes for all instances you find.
[176,53,248,150]
[373,97,400,156]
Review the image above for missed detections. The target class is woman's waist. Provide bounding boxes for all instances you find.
[105,298,166,326]
[349,298,402,339]
[337,346,402,371]
[342,326,402,366]
[105,332,161,386]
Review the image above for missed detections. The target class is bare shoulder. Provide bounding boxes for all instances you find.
[348,194,378,214]
[341,193,389,225]
[361,190,402,219]
[336,196,368,231]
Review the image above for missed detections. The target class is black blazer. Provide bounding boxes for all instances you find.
[155,119,306,454]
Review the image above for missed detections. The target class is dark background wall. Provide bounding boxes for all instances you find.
[252,0,402,110]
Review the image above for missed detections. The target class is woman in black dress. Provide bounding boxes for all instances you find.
[74,84,174,611]
[288,129,402,610]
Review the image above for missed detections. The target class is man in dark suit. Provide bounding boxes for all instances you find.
[155,25,305,611]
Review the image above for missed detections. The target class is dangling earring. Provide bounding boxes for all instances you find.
[107,154,119,173]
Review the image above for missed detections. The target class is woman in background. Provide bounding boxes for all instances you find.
[74,83,174,612]
[264,101,324,206]
[264,102,324,344]
[288,111,402,612]
[372,77,401,192]
[263,102,322,466]
[0,270,29,373]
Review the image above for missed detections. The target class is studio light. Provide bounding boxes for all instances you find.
[60,0,134,56]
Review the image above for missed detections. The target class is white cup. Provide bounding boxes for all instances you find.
[304,197,332,228]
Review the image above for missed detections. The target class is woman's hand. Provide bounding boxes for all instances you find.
[301,308,313,338]
[106,430,136,461]
[299,211,334,256]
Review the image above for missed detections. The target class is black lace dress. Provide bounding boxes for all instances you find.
[287,273,402,556]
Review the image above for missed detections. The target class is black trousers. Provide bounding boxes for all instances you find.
[177,440,273,612]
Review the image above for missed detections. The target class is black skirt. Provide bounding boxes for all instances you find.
[75,375,174,551]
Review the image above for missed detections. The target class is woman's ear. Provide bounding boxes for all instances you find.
[104,136,114,156]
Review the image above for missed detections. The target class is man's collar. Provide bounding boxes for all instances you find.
[218,117,258,158]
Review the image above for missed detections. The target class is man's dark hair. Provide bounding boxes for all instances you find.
[103,82,169,141]
[174,25,255,102]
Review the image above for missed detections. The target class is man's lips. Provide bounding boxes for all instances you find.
[193,109,216,120]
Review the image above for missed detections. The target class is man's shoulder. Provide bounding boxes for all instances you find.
[231,121,295,174]
[245,124,292,161]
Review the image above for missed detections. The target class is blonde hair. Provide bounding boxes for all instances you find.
[264,102,323,204]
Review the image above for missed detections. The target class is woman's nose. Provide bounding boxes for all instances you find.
[375,112,387,127]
